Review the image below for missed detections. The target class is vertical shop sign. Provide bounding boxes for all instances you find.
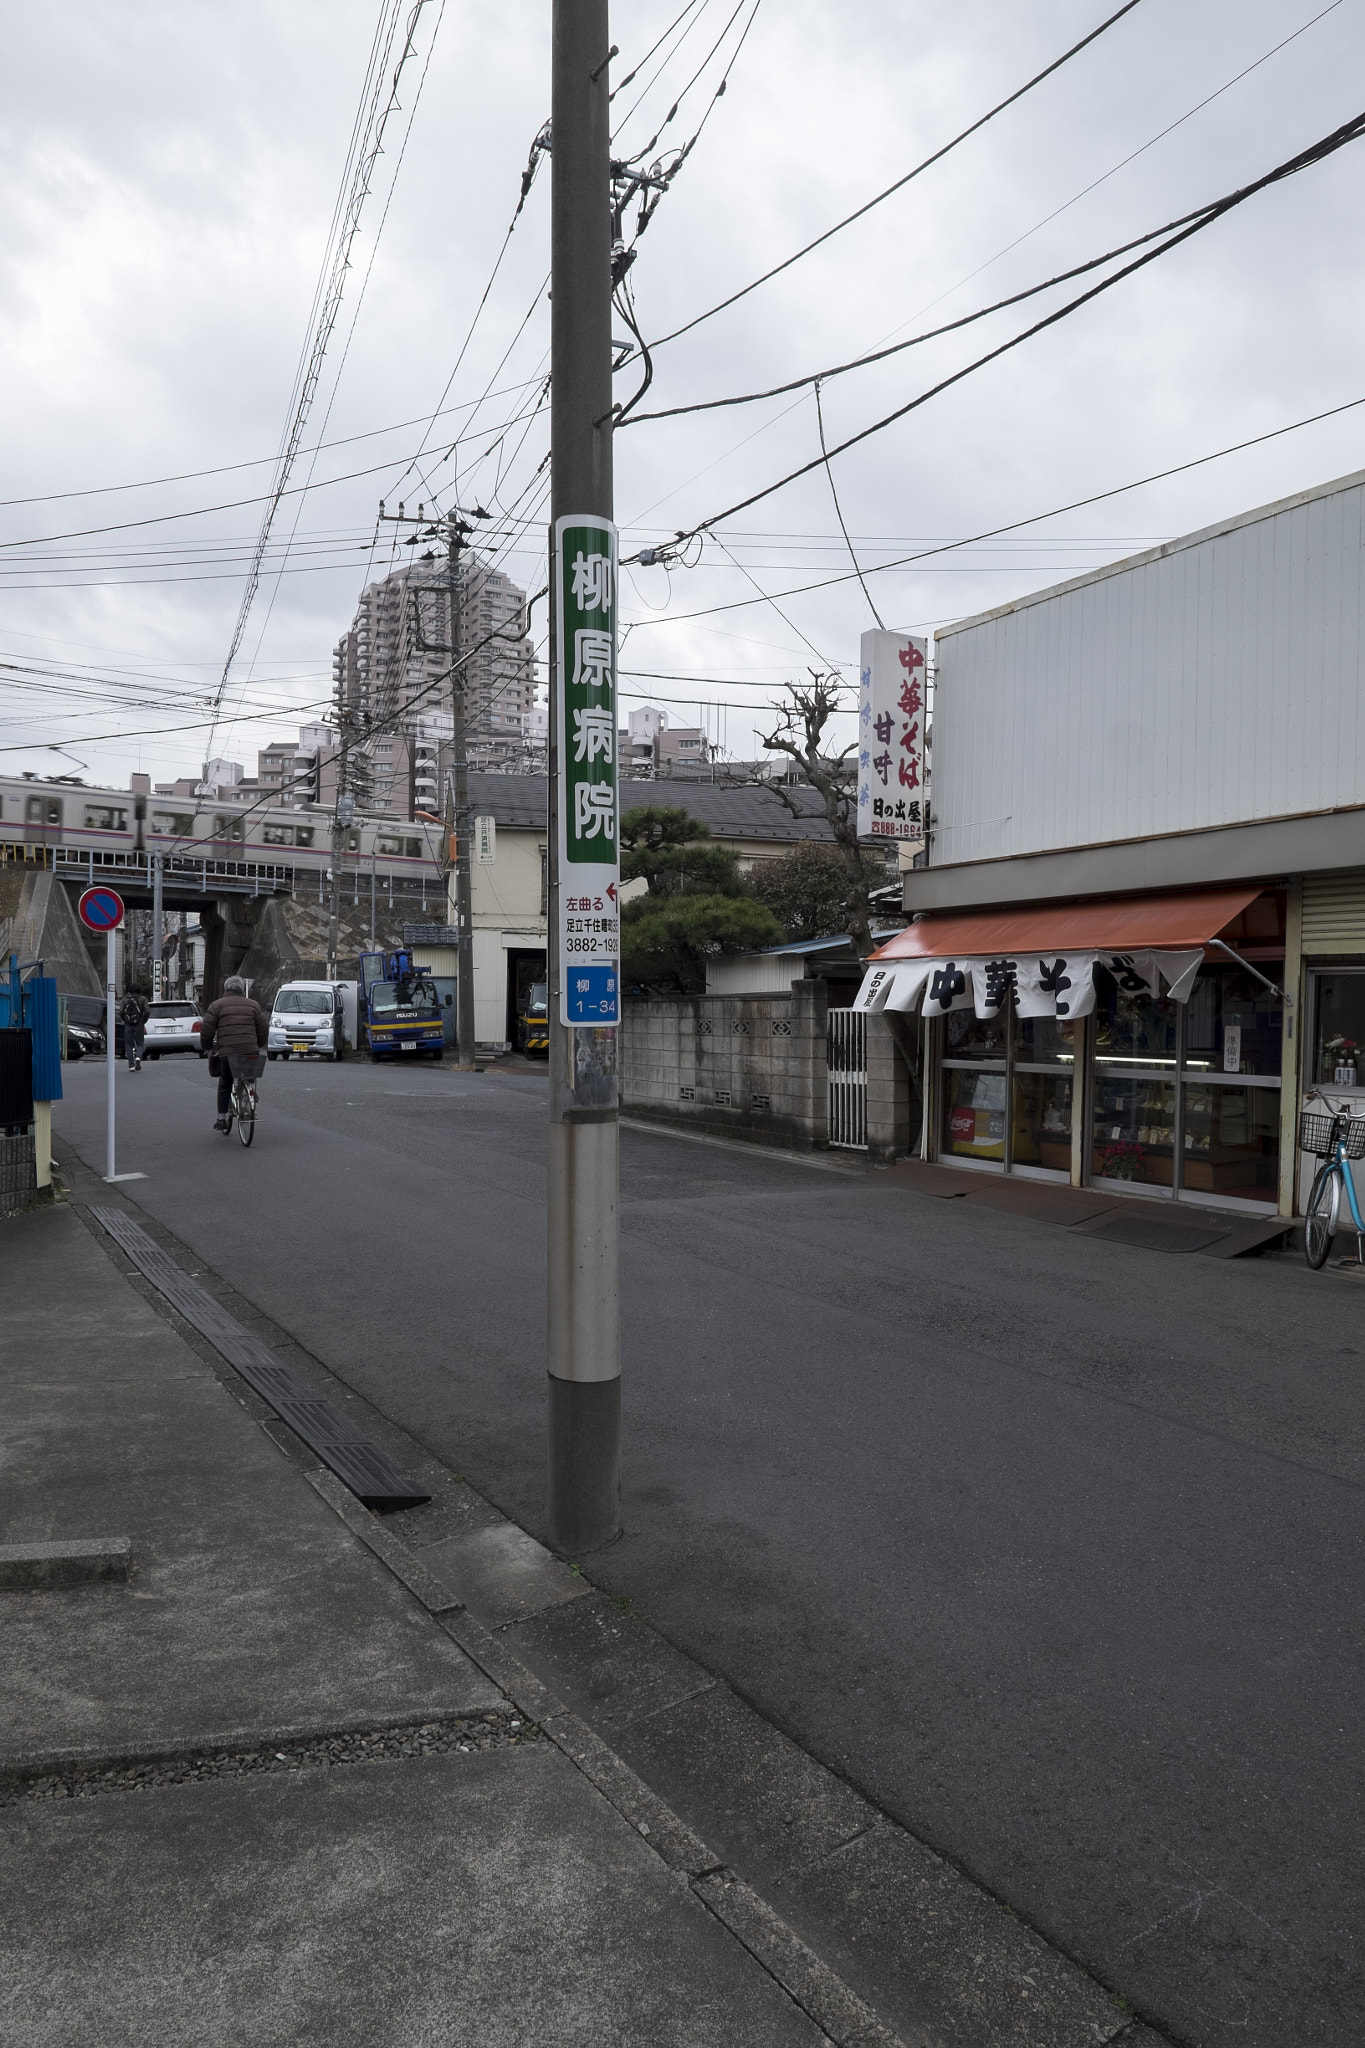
[857,628,927,841]
[555,513,620,1026]
[474,815,497,864]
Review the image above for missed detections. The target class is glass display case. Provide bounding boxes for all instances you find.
[1179,1083,1280,1202]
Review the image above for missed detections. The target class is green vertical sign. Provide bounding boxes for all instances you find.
[554,512,620,1025]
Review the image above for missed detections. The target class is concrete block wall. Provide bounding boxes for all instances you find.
[865,1009,919,1165]
[621,978,830,1148]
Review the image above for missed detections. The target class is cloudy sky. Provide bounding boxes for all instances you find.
[1,0,1362,791]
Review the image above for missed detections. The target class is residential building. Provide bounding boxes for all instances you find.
[866,464,1365,1222]
[430,772,840,1048]
[616,705,709,779]
[331,556,537,819]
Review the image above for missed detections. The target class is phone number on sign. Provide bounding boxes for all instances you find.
[565,936,617,954]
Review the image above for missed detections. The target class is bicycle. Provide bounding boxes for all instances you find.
[220,1070,259,1148]
[1299,1091,1365,1268]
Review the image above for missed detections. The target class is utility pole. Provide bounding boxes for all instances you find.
[547,0,620,1553]
[327,721,352,980]
[379,500,481,1065]
[449,515,476,1070]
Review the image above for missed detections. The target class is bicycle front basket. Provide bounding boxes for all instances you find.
[1342,1118,1365,1160]
[1299,1111,1339,1156]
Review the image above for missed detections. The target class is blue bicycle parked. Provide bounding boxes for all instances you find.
[1300,1092,1365,1269]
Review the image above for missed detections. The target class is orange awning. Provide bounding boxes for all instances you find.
[869,886,1264,961]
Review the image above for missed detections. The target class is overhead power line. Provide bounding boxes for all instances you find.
[895,0,1345,338]
[620,195,1240,428]
[623,390,1365,632]
[639,109,1365,555]
[206,0,434,765]
[0,378,546,511]
[642,0,1145,352]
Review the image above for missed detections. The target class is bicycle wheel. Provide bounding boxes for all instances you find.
[237,1084,256,1147]
[1305,1164,1339,1268]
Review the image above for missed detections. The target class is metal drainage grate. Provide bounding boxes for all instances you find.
[91,1209,429,1510]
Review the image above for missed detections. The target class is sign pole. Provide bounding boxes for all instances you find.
[151,853,164,1001]
[547,0,620,1553]
[79,885,133,1184]
[106,927,116,1182]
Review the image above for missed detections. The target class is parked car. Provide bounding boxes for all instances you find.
[267,981,349,1061]
[63,994,106,1060]
[142,1000,204,1058]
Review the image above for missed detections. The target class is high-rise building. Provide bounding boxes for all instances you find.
[331,556,537,818]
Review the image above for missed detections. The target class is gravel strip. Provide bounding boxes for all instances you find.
[1,1713,538,1807]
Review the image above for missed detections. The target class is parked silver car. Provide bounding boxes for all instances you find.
[143,1000,205,1059]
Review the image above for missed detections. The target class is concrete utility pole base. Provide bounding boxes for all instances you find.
[547,1374,621,1554]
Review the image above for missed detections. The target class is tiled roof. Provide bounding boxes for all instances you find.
[464,773,834,843]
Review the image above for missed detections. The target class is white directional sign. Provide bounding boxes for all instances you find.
[555,512,620,1027]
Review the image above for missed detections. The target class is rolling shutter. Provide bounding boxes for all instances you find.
[1302,871,1365,953]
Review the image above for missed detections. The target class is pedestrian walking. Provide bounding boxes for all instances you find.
[120,987,149,1072]
[199,976,268,1132]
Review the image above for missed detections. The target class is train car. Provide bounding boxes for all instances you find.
[0,774,444,896]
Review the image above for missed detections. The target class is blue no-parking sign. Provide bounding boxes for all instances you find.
[77,886,125,933]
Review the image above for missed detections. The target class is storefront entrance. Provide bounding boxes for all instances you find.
[942,959,1284,1208]
[1091,961,1282,1206]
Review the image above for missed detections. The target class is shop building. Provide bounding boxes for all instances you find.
[862,466,1365,1218]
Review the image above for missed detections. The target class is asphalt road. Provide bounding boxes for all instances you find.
[55,1050,1365,2048]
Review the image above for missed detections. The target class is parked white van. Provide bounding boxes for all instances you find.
[267,981,358,1062]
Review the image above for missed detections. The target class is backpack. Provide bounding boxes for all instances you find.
[121,995,144,1025]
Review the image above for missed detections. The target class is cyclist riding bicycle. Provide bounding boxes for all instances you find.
[200,975,268,1133]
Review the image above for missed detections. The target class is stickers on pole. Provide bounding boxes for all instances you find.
[555,512,620,1027]
[857,629,927,843]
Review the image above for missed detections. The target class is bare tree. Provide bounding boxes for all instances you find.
[759,670,877,961]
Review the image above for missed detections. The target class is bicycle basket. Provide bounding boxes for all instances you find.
[1299,1110,1365,1157]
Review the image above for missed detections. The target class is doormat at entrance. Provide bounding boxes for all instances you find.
[1074,1211,1232,1255]
[877,1159,981,1198]
[960,1182,1120,1227]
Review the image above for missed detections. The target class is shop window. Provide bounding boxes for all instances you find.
[944,1008,1006,1062]
[1093,976,1177,1069]
[1014,1071,1073,1171]
[943,1068,1007,1160]
[1184,965,1281,1076]
[1312,973,1365,1086]
[1093,1077,1177,1188]
[1012,1012,1075,1067]
[1181,1084,1280,1204]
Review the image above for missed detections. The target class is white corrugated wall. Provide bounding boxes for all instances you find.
[933,472,1365,865]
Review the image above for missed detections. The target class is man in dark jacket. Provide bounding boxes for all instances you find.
[120,987,149,1072]
[200,976,268,1132]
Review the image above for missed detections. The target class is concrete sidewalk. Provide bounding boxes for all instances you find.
[0,1202,857,2046]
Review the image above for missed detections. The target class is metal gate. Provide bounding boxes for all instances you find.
[827,1007,867,1149]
